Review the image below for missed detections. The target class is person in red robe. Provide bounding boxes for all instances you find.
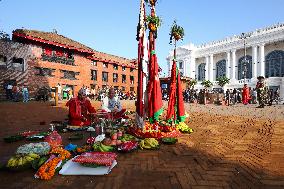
[66,88,96,126]
[242,84,250,105]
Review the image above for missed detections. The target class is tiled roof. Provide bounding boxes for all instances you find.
[13,29,94,53]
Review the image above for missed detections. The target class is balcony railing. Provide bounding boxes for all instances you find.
[41,54,75,66]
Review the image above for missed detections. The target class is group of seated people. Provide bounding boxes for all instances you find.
[66,88,127,126]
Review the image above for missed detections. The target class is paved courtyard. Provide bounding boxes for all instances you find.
[0,101,284,189]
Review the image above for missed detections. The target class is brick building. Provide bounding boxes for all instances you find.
[0,29,137,100]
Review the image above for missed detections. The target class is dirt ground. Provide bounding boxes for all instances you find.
[0,100,284,189]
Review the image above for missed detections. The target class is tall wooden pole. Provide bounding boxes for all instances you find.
[55,87,58,106]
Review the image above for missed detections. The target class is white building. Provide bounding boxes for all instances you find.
[167,23,284,100]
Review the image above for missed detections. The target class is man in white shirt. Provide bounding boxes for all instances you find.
[57,83,62,100]
[101,88,127,119]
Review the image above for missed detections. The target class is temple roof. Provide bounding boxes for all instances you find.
[13,29,94,54]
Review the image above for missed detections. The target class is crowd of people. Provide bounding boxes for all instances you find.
[4,83,29,102]
[162,77,282,108]
[84,85,137,101]
[3,82,137,103]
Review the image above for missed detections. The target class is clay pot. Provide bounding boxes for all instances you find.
[150,0,156,6]
[148,22,157,32]
[173,32,181,41]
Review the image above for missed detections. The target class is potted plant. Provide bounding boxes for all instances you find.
[146,15,162,32]
[145,0,157,6]
[170,20,185,44]
[201,80,213,89]
[216,76,230,105]
[216,76,230,88]
[189,79,197,89]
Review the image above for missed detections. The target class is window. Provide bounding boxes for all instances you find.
[91,60,97,66]
[130,76,134,84]
[35,67,55,77]
[113,73,118,82]
[114,86,119,90]
[0,54,7,68]
[91,70,97,81]
[161,84,168,89]
[55,50,63,57]
[12,57,24,72]
[130,87,134,91]
[67,52,74,59]
[122,66,126,71]
[102,72,108,82]
[216,59,226,79]
[198,63,206,81]
[44,47,52,56]
[121,86,125,91]
[265,50,284,78]
[122,74,126,83]
[113,64,118,70]
[61,70,79,80]
[103,62,108,68]
[179,61,183,69]
[130,68,134,72]
[238,55,252,80]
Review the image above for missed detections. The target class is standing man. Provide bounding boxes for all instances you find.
[225,89,231,106]
[7,82,13,100]
[57,83,62,101]
[12,84,19,102]
[256,76,266,108]
[22,85,29,103]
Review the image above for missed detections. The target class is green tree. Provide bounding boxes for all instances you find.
[0,31,10,41]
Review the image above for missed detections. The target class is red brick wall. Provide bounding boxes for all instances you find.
[32,46,138,95]
[91,61,138,92]
[0,40,138,100]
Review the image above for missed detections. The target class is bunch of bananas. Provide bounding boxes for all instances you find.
[93,142,114,152]
[7,153,40,168]
[176,122,193,133]
[139,138,159,149]
[119,134,136,142]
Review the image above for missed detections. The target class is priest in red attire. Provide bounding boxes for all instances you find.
[66,88,96,126]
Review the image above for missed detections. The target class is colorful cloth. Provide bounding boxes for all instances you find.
[166,49,186,124]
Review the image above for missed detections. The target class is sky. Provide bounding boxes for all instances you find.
[1,0,284,74]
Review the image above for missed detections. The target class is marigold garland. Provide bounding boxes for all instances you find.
[37,147,71,180]
[50,147,71,160]
[38,157,61,180]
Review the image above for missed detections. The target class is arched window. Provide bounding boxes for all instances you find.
[265,50,284,77]
[198,63,205,81]
[216,59,226,79]
[238,55,252,80]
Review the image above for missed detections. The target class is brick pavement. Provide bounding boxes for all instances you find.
[0,102,284,189]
